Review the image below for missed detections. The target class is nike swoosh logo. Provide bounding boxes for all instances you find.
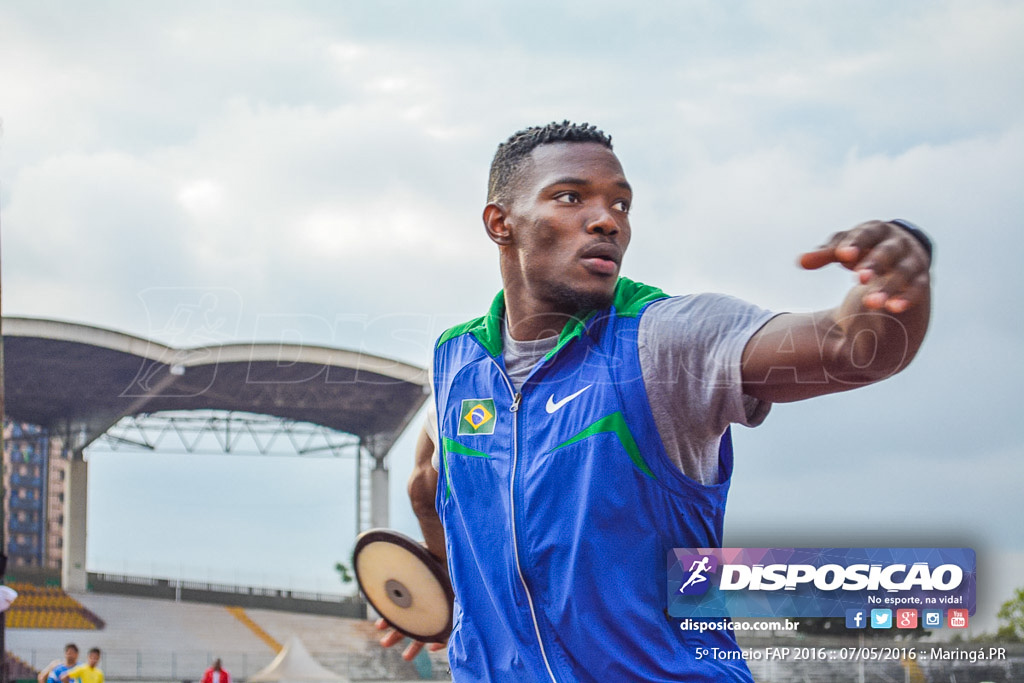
[545,385,592,414]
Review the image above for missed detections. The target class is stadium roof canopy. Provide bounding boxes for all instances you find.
[2,317,429,455]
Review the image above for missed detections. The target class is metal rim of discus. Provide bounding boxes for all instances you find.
[352,528,454,643]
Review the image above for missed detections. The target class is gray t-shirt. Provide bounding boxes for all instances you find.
[429,294,776,485]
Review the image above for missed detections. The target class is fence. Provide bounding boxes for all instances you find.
[87,573,365,618]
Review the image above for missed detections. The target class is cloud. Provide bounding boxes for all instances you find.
[5,151,199,322]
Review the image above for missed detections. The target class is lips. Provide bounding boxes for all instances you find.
[579,242,622,276]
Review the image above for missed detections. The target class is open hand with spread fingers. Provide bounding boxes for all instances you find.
[799,219,932,314]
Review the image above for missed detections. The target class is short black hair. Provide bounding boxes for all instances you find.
[487,121,613,203]
[64,644,78,653]
[88,648,100,656]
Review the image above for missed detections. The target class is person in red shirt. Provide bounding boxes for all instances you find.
[200,659,230,683]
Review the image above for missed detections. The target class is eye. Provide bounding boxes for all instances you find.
[554,192,581,204]
[613,199,630,213]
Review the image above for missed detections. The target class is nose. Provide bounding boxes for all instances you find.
[585,207,619,236]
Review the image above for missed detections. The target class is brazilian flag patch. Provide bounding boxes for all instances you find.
[458,398,496,435]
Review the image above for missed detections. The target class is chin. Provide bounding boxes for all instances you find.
[548,281,616,313]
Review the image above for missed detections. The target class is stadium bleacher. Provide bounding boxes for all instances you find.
[3,650,37,681]
[6,592,442,681]
[5,583,104,630]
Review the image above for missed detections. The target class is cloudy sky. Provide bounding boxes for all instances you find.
[2,1,1022,632]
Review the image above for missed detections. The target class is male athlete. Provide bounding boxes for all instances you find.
[60,648,103,683]
[380,121,931,681]
[38,643,80,683]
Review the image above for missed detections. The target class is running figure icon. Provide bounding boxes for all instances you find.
[679,556,713,594]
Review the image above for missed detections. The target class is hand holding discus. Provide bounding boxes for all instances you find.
[352,529,452,660]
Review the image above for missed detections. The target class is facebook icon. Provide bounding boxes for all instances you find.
[846,609,867,629]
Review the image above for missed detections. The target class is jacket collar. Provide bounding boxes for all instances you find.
[467,277,666,359]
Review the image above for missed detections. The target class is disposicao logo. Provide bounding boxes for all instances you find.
[458,398,496,435]
[667,548,976,619]
[716,562,963,592]
[677,554,719,596]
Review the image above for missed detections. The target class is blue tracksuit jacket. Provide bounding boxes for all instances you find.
[433,278,754,682]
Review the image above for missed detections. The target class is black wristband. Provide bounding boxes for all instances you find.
[890,219,933,261]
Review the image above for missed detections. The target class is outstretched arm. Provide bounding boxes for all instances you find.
[742,220,931,403]
[37,661,59,683]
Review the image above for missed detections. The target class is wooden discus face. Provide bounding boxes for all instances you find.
[353,530,452,642]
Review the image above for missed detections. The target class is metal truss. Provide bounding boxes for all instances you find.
[99,410,361,458]
[98,410,386,534]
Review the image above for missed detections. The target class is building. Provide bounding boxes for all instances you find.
[2,420,68,570]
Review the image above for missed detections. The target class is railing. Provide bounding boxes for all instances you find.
[87,573,365,619]
[7,451,44,465]
[10,473,43,488]
[9,519,42,534]
[8,542,41,555]
[87,557,354,597]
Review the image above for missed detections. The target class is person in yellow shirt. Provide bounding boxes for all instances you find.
[60,648,103,683]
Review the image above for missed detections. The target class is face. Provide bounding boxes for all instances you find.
[494,142,632,315]
[65,648,78,664]
[87,652,100,667]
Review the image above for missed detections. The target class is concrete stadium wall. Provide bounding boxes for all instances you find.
[87,573,366,618]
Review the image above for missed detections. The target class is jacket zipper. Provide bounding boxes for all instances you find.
[487,356,559,683]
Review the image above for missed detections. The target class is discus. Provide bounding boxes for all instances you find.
[353,528,453,643]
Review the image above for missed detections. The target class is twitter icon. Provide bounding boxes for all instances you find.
[871,609,893,629]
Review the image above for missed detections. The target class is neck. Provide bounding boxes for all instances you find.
[500,269,598,341]
[503,297,581,341]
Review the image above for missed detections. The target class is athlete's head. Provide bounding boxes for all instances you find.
[64,644,78,665]
[487,121,613,205]
[484,121,631,317]
[87,649,100,667]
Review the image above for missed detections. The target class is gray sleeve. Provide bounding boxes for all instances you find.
[638,294,777,484]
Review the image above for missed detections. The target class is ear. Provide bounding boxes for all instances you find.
[483,202,513,246]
